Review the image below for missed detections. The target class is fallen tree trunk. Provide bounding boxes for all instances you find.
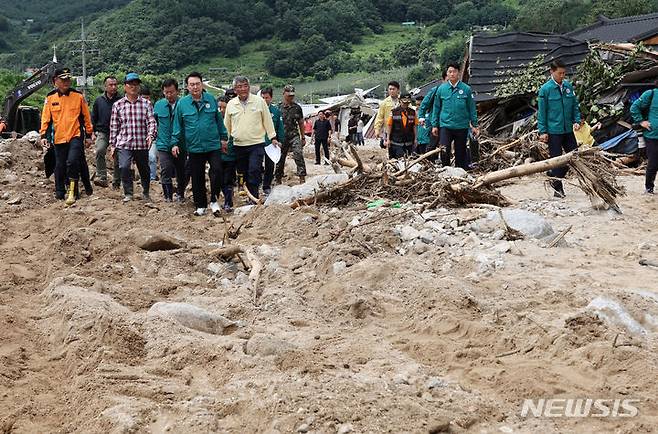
[475,148,624,212]
[474,150,584,188]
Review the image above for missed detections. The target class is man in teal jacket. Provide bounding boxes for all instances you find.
[415,94,431,155]
[154,78,183,202]
[537,59,582,197]
[430,63,479,169]
[171,72,228,216]
[261,87,285,196]
[630,84,658,194]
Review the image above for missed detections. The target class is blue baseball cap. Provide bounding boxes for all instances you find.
[124,72,141,83]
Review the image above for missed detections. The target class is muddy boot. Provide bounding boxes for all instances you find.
[65,180,77,206]
[299,175,306,184]
[238,174,246,197]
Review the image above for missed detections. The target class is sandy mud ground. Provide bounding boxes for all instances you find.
[0,137,656,433]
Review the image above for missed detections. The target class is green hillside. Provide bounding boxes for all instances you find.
[0,0,656,99]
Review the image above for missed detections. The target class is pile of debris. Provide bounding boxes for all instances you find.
[288,144,624,213]
[473,42,658,173]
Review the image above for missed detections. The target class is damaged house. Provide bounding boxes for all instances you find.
[458,18,658,163]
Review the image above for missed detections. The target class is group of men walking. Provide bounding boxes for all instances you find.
[39,69,314,215]
[36,61,658,210]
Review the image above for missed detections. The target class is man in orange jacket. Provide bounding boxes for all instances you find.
[39,67,94,205]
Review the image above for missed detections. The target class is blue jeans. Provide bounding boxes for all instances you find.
[149,145,157,180]
[235,143,265,198]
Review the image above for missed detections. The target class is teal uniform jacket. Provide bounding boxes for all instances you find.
[153,98,177,152]
[266,104,285,145]
[630,89,658,140]
[429,81,478,130]
[416,88,438,145]
[171,92,228,153]
[537,78,581,135]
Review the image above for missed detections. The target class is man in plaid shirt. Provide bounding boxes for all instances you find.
[110,72,157,203]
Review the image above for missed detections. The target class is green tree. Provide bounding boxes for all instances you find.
[438,37,467,69]
[407,63,438,87]
[515,0,588,33]
[429,21,450,38]
[587,0,658,21]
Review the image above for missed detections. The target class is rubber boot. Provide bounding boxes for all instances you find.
[65,180,77,206]
[238,173,246,196]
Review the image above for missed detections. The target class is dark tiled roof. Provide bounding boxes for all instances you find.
[467,32,589,102]
[411,79,443,98]
[567,13,658,43]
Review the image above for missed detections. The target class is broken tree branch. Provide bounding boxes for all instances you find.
[547,225,572,248]
[209,245,245,259]
[392,148,441,177]
[247,249,263,305]
[243,185,262,205]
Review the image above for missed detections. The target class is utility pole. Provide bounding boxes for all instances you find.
[69,18,99,98]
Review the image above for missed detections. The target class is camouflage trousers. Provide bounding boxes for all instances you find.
[275,135,307,178]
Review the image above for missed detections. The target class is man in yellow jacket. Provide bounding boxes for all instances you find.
[224,76,279,201]
[39,67,93,205]
[374,81,400,157]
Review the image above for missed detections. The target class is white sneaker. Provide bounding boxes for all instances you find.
[210,201,221,216]
[194,207,206,216]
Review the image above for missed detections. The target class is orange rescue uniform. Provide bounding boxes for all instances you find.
[40,89,93,144]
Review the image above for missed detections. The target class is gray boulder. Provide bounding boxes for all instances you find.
[147,302,238,335]
[485,209,554,239]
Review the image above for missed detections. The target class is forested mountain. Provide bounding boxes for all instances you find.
[0,0,656,81]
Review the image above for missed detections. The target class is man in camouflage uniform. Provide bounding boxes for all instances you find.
[275,84,307,184]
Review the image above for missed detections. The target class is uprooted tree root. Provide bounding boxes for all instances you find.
[569,151,626,213]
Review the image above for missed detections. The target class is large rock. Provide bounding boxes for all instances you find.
[264,174,349,205]
[484,209,554,239]
[23,131,41,143]
[135,233,184,251]
[147,302,238,335]
[397,225,421,241]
